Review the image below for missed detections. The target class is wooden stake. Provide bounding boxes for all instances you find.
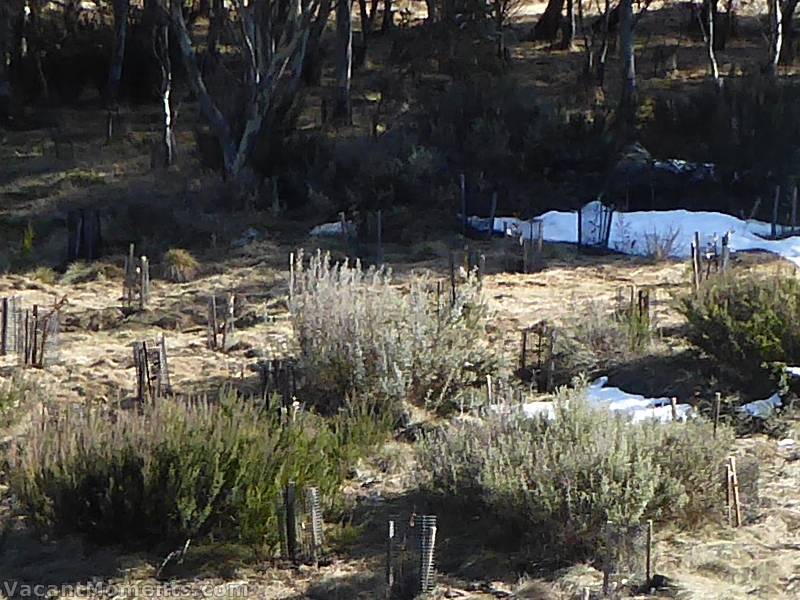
[792,186,798,234]
[386,520,395,598]
[670,397,678,421]
[772,186,780,239]
[486,374,493,404]
[449,252,456,306]
[692,231,702,291]
[646,519,654,587]
[729,456,742,527]
[1,297,7,356]
[289,252,295,298]
[209,295,219,350]
[488,191,498,240]
[721,233,731,272]
[713,392,721,438]
[139,256,150,311]
[31,305,39,367]
[725,462,733,526]
[520,330,528,373]
[377,209,384,265]
[460,174,467,237]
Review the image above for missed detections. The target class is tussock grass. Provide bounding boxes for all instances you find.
[161,248,200,283]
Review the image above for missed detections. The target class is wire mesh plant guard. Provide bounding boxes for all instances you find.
[123,244,151,311]
[207,292,236,351]
[1,298,62,367]
[578,200,614,250]
[277,484,325,564]
[0,296,21,357]
[518,321,557,392]
[388,514,438,597]
[691,231,731,291]
[259,357,297,410]
[132,337,172,400]
[602,521,653,596]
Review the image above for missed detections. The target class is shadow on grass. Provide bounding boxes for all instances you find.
[0,525,122,598]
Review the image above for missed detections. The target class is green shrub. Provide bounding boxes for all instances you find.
[679,269,800,395]
[417,384,732,561]
[5,390,387,549]
[289,250,504,417]
[552,299,654,385]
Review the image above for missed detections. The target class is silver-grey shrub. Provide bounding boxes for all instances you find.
[289,250,504,416]
[417,384,732,560]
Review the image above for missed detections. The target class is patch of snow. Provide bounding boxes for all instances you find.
[516,377,693,424]
[310,221,346,237]
[475,201,800,266]
[738,393,782,419]
[231,227,261,248]
[787,366,800,378]
[778,438,796,448]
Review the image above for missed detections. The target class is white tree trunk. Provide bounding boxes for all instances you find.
[107,0,130,107]
[334,0,353,124]
[619,0,636,130]
[706,0,721,86]
[768,0,782,75]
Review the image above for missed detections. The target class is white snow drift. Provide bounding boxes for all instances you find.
[484,200,800,266]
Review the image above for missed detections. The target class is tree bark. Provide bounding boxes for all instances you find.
[618,0,636,133]
[0,1,11,122]
[208,0,225,62]
[334,0,353,124]
[107,0,130,108]
[705,0,721,86]
[155,21,175,166]
[596,0,611,88]
[425,0,436,23]
[302,0,333,85]
[534,0,564,41]
[561,0,576,49]
[381,0,393,31]
[170,0,318,179]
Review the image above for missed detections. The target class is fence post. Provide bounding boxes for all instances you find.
[377,209,384,265]
[692,231,702,291]
[713,392,721,438]
[772,185,780,239]
[460,174,467,237]
[792,186,798,234]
